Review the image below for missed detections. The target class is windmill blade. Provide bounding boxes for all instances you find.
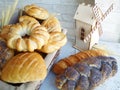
[100,3,114,21]
[93,4,103,21]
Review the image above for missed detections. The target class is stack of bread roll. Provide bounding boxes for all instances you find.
[0,4,67,84]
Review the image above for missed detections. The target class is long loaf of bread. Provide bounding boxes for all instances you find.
[55,56,118,90]
[52,49,108,75]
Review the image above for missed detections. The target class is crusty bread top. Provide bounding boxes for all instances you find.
[19,15,40,24]
[1,52,47,83]
[53,49,108,74]
[24,4,49,20]
[41,16,61,33]
[40,32,67,53]
[7,20,50,52]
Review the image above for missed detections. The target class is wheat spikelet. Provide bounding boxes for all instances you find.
[92,44,120,57]
[0,0,19,28]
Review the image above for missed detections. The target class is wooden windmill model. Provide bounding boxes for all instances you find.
[74,3,114,51]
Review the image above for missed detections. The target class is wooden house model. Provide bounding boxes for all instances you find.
[74,3,113,51]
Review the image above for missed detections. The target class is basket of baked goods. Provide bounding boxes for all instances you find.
[0,1,67,90]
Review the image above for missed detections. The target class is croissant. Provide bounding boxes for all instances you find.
[52,49,108,74]
[56,56,118,90]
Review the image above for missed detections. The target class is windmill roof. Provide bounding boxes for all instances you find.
[74,4,96,25]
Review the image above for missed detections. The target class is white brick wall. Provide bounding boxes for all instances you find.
[0,0,119,43]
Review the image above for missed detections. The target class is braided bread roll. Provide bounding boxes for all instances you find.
[53,49,108,74]
[0,16,39,40]
[7,21,50,52]
[56,56,118,90]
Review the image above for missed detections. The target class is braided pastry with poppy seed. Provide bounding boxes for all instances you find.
[56,56,118,90]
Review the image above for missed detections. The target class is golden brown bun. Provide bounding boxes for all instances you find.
[19,15,39,24]
[52,49,108,75]
[7,21,50,52]
[1,52,47,83]
[41,16,61,33]
[0,25,11,40]
[40,32,67,53]
[24,4,49,20]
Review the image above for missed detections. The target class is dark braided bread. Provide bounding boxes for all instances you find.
[55,56,118,90]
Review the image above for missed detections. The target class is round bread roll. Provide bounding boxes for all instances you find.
[24,4,49,20]
[0,25,11,35]
[19,15,39,24]
[0,25,11,40]
[41,16,61,33]
[7,21,50,52]
[1,52,47,83]
[40,32,67,53]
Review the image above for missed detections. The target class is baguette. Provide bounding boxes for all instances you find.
[52,49,108,75]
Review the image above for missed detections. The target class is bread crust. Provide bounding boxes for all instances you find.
[53,49,108,75]
[41,16,61,33]
[1,52,47,83]
[7,21,50,52]
[55,56,118,90]
[24,4,49,20]
[40,32,67,53]
[0,25,11,40]
[19,15,39,24]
